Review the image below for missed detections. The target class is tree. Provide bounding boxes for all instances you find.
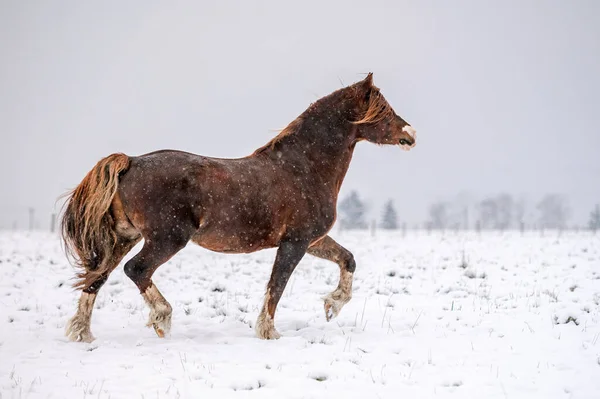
[452,191,472,230]
[495,193,514,230]
[537,194,570,229]
[478,197,498,229]
[478,194,519,230]
[589,204,600,231]
[513,197,526,228]
[428,201,448,230]
[338,190,368,230]
[380,200,398,230]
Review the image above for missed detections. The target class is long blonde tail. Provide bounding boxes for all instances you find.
[60,153,130,290]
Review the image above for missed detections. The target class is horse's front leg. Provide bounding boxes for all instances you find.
[256,239,309,339]
[307,235,355,321]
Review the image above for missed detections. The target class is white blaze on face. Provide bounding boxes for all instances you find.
[400,125,417,151]
[402,125,416,140]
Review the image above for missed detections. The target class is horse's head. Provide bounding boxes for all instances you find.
[351,73,416,151]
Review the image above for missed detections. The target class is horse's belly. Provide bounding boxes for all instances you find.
[190,222,281,254]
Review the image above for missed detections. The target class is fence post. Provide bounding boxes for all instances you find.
[520,221,525,236]
[28,208,35,231]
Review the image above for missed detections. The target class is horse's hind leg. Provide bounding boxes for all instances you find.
[307,235,356,321]
[66,236,140,342]
[123,234,189,338]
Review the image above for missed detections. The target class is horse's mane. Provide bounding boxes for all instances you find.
[253,118,304,154]
[353,88,394,125]
[254,78,393,154]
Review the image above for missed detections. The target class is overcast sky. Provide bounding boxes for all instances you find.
[1,0,599,229]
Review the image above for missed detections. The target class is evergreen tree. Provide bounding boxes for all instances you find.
[338,191,367,230]
[380,200,398,230]
[589,204,600,231]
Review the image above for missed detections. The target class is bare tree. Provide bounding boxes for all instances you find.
[428,201,448,230]
[452,191,473,230]
[479,197,498,229]
[537,194,570,229]
[478,194,515,230]
[513,197,526,228]
[495,193,514,230]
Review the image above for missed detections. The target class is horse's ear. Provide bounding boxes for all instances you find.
[356,73,374,95]
[363,72,374,87]
[356,73,374,101]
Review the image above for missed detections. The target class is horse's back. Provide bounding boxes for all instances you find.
[114,149,335,252]
[115,150,278,246]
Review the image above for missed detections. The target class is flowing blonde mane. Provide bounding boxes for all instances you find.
[353,88,394,125]
[253,118,304,154]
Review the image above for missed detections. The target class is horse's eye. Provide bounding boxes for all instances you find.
[399,139,407,145]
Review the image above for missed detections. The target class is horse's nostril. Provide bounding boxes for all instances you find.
[399,139,407,145]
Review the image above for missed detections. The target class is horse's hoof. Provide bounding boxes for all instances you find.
[147,319,170,338]
[257,328,281,340]
[255,312,281,339]
[324,300,338,322]
[152,324,165,338]
[80,333,95,343]
[66,330,95,343]
[324,301,335,322]
[323,293,350,322]
[146,311,171,338]
[65,316,95,343]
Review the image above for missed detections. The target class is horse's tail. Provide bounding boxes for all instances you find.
[60,153,130,290]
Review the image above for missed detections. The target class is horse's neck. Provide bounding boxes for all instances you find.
[261,114,358,193]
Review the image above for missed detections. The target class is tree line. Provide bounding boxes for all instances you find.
[338,190,600,232]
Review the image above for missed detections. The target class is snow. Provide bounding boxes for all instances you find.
[1,230,599,398]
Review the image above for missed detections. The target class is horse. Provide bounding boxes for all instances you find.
[61,73,416,342]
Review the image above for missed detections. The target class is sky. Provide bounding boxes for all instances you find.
[1,0,599,229]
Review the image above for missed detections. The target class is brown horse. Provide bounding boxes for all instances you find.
[61,73,416,342]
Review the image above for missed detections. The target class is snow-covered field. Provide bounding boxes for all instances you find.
[1,230,599,398]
